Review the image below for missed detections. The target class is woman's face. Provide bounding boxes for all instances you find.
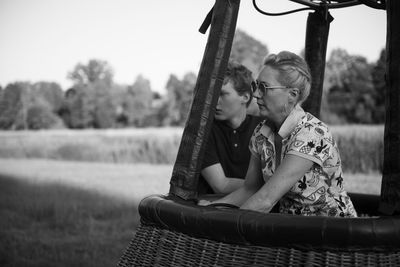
[254,66,292,124]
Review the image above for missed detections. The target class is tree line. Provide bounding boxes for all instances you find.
[0,29,385,130]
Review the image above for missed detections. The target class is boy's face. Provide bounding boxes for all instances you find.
[215,81,248,121]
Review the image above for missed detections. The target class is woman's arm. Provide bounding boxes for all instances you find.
[240,154,314,213]
[210,154,264,206]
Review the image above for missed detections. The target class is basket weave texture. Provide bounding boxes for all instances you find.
[118,224,400,267]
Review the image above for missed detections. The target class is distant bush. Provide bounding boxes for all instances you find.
[26,103,65,130]
[331,125,383,173]
[0,126,383,173]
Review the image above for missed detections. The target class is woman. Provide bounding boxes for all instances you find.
[205,51,357,217]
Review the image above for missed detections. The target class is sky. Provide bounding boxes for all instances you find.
[0,0,386,94]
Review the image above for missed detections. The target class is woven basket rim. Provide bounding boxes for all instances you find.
[138,194,400,251]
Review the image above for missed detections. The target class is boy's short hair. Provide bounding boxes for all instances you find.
[224,62,253,107]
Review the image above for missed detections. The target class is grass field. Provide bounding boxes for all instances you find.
[0,125,384,173]
[0,128,183,164]
[0,159,171,267]
[0,158,382,267]
[0,125,385,266]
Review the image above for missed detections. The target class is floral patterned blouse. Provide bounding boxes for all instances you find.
[249,105,357,217]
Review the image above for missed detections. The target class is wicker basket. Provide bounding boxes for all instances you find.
[118,194,400,267]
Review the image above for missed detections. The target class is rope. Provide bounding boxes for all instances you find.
[358,0,386,10]
[253,0,385,17]
[252,0,314,16]
[289,0,361,9]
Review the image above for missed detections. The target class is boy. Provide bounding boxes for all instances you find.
[199,62,261,194]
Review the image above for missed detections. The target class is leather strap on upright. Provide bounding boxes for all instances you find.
[274,133,282,168]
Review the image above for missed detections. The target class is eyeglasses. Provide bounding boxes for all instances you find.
[251,80,291,96]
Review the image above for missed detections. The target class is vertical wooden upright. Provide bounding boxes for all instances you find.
[380,0,400,215]
[169,0,241,200]
[303,10,333,118]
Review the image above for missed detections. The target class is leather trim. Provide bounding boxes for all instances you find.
[139,194,400,251]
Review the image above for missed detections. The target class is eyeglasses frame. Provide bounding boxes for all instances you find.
[251,80,292,97]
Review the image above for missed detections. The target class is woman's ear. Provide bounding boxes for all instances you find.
[287,88,300,106]
[289,88,300,100]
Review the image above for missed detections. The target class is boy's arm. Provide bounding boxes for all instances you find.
[201,164,244,194]
[209,155,264,206]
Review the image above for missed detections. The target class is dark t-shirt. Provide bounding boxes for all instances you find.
[198,115,263,194]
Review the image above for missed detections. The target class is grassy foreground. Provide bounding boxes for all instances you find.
[0,159,381,266]
[0,159,171,267]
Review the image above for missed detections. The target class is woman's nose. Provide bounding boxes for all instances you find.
[253,88,262,99]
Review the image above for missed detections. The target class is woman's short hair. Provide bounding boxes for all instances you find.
[224,61,253,107]
[263,51,312,105]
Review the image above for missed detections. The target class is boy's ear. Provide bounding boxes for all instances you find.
[242,92,251,104]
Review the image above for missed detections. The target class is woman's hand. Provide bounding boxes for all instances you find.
[241,155,314,213]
